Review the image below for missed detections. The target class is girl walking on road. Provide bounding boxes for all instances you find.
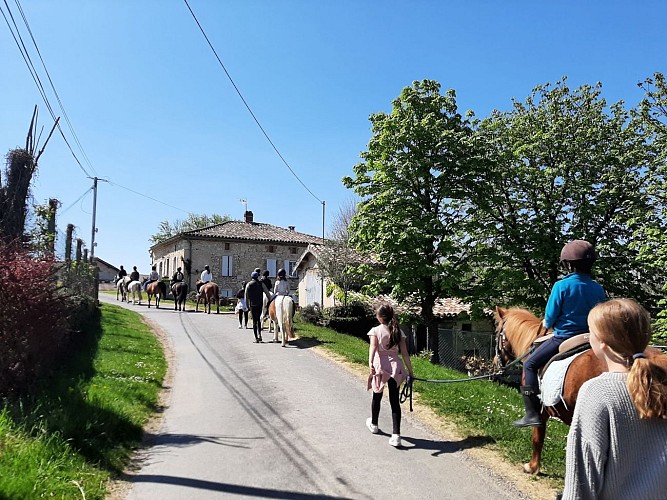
[366,303,413,447]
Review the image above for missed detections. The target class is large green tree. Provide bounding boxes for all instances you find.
[465,79,659,314]
[343,80,479,362]
[149,213,231,244]
[636,72,667,342]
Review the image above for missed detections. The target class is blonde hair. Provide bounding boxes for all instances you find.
[588,299,667,419]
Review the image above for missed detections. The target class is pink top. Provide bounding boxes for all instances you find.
[367,324,407,393]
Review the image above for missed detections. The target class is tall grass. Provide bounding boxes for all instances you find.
[296,320,568,486]
[0,303,166,499]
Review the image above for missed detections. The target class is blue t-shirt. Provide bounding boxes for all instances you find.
[544,273,606,338]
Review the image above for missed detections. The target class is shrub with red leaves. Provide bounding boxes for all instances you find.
[0,242,70,395]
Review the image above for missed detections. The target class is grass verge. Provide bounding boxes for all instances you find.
[295,319,568,488]
[0,303,166,499]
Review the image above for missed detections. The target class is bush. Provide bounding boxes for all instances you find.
[298,303,323,325]
[323,301,376,339]
[0,243,69,395]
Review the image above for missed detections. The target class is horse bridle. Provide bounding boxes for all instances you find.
[495,318,515,368]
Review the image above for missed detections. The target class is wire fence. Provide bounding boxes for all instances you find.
[436,329,497,375]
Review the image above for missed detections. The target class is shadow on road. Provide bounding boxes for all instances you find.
[143,432,263,450]
[122,474,351,499]
[399,434,496,456]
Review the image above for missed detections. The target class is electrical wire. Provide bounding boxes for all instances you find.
[182,0,322,204]
[59,187,92,215]
[107,180,192,214]
[1,0,92,177]
[14,0,98,177]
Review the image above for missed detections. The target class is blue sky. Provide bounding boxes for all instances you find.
[1,1,665,273]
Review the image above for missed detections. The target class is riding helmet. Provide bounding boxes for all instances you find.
[251,271,259,279]
[560,240,596,262]
[277,269,287,277]
[262,270,270,277]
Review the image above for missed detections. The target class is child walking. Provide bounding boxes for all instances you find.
[235,282,248,329]
[562,299,667,499]
[366,304,413,447]
[514,240,606,427]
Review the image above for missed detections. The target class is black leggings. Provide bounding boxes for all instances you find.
[238,309,248,326]
[250,305,263,337]
[371,377,401,435]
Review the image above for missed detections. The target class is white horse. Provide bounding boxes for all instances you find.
[127,280,143,304]
[116,276,130,301]
[273,295,295,347]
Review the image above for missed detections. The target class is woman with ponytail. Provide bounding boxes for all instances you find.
[563,299,667,499]
[366,303,413,447]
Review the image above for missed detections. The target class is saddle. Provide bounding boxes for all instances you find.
[536,333,591,378]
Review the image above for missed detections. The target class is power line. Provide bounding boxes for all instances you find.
[107,180,192,215]
[1,0,92,177]
[60,186,92,215]
[14,0,98,177]
[182,0,322,204]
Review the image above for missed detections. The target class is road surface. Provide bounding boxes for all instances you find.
[100,294,527,500]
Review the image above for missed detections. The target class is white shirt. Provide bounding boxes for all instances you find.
[200,270,212,283]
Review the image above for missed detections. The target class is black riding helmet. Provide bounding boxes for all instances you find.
[262,270,270,277]
[277,268,287,277]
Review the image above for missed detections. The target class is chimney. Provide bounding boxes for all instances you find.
[288,225,295,231]
[244,210,254,223]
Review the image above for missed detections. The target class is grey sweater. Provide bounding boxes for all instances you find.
[563,372,667,500]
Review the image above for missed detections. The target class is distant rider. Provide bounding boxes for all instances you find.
[129,266,140,283]
[197,265,212,294]
[143,265,159,290]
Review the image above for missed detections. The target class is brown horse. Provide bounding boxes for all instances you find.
[196,281,220,314]
[494,306,605,475]
[144,279,167,309]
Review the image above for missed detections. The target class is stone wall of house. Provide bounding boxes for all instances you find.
[152,238,308,298]
[296,253,335,308]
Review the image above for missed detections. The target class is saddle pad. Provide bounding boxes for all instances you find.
[539,351,586,407]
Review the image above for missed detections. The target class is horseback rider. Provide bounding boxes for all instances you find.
[115,265,127,284]
[171,266,184,287]
[197,265,212,294]
[143,265,159,290]
[129,266,140,283]
[259,270,272,295]
[512,240,606,427]
[270,268,293,303]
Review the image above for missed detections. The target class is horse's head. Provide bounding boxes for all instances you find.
[494,306,544,368]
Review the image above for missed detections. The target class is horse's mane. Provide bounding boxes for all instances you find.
[498,307,543,357]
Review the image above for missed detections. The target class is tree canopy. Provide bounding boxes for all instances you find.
[149,213,231,245]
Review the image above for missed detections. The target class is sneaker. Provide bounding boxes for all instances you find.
[388,434,401,447]
[238,325,243,329]
[366,418,379,434]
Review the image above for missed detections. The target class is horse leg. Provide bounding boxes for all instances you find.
[524,417,547,474]
[148,293,152,308]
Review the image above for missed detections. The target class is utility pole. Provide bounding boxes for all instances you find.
[321,200,325,306]
[89,177,108,259]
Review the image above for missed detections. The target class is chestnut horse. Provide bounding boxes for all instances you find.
[172,282,188,311]
[196,281,220,314]
[144,279,167,309]
[494,306,605,475]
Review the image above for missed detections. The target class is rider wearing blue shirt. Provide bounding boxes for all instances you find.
[513,240,606,428]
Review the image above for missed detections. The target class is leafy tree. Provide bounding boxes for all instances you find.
[150,213,231,244]
[343,80,479,362]
[318,199,364,306]
[637,72,667,342]
[466,79,659,315]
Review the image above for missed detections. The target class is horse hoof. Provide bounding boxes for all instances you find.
[522,463,540,475]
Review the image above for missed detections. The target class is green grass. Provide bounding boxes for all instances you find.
[296,320,568,488]
[0,303,167,499]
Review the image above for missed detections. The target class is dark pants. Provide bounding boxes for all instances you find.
[238,309,248,326]
[250,305,263,339]
[371,378,401,435]
[523,336,566,388]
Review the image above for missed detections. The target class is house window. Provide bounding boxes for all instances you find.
[220,289,233,297]
[461,323,472,332]
[290,247,298,254]
[224,242,230,250]
[166,259,170,276]
[267,245,276,253]
[159,262,163,276]
[221,255,234,276]
[266,259,277,277]
[173,257,177,276]
[287,260,297,277]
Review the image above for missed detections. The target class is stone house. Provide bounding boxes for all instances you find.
[294,244,335,308]
[149,211,322,298]
[94,257,120,283]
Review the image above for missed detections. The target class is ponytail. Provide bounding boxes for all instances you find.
[627,352,667,419]
[376,303,402,348]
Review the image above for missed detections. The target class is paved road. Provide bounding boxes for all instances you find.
[101,294,526,500]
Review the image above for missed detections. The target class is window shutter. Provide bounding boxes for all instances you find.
[283,259,290,275]
[267,259,277,277]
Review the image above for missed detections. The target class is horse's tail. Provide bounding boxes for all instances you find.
[281,296,294,336]
[179,283,188,302]
[158,281,167,297]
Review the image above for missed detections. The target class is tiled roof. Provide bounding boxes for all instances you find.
[357,294,472,319]
[185,220,322,245]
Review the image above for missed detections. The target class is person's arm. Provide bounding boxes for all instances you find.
[562,385,608,500]
[368,335,378,373]
[261,283,271,301]
[244,283,250,305]
[543,282,563,329]
[399,337,414,377]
